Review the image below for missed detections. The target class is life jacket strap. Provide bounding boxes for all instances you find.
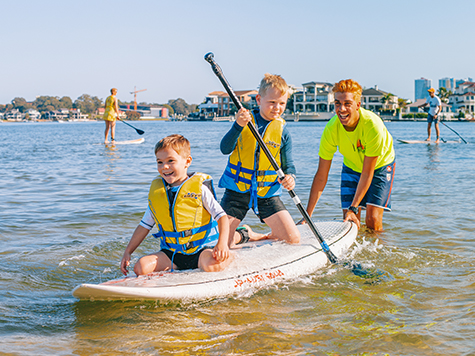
[153,221,218,254]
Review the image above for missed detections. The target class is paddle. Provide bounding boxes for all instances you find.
[441,121,467,144]
[117,117,145,135]
[205,52,370,272]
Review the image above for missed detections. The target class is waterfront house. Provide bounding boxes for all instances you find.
[361,86,398,113]
[216,90,258,117]
[448,81,475,116]
[293,81,334,114]
[25,109,41,121]
[4,109,24,121]
[69,108,89,121]
[117,104,167,119]
[43,108,69,121]
[196,91,224,120]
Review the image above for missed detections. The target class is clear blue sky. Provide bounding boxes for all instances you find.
[1,0,474,105]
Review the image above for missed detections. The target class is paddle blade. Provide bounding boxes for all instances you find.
[344,260,393,282]
[137,129,145,135]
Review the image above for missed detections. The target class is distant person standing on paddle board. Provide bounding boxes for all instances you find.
[103,88,119,143]
[120,134,249,276]
[419,88,442,143]
[219,73,300,245]
[304,79,395,231]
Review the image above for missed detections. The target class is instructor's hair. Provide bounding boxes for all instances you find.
[154,134,190,157]
[332,79,362,103]
[258,73,289,97]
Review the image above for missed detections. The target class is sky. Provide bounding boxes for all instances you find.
[1,0,475,105]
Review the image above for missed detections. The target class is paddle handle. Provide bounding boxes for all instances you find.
[205,52,337,263]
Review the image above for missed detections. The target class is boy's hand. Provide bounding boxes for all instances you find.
[120,252,131,276]
[213,240,230,262]
[278,174,295,191]
[235,108,252,127]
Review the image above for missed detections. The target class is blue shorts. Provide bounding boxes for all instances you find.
[427,114,440,124]
[340,160,395,211]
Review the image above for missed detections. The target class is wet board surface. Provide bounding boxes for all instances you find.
[397,139,460,144]
[108,138,145,145]
[73,221,358,301]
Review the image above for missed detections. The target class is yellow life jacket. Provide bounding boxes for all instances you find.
[219,112,285,209]
[148,173,218,255]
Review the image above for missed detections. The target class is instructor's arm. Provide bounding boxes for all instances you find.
[344,156,378,227]
[306,157,332,217]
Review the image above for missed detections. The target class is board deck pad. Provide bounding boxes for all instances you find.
[397,139,460,144]
[73,221,358,301]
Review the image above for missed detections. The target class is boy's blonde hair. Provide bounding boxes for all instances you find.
[258,73,289,97]
[154,134,190,157]
[332,79,363,103]
[110,88,117,94]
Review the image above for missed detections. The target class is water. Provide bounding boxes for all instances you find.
[1,120,474,355]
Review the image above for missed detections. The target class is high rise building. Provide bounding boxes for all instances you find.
[415,77,431,101]
[439,77,455,92]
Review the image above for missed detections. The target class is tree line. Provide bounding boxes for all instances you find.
[0,95,198,116]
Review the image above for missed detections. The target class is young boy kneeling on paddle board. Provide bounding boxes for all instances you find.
[219,73,300,245]
[120,134,242,275]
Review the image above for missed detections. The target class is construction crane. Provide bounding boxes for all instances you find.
[130,86,147,111]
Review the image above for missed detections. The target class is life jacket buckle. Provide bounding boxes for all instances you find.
[181,229,193,238]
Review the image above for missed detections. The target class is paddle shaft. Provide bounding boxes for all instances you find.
[204,52,338,264]
[441,121,467,144]
[117,117,145,135]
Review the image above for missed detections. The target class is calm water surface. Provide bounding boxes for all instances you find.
[1,120,474,355]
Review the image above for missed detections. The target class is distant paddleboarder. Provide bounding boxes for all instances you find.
[419,88,442,143]
[103,88,120,143]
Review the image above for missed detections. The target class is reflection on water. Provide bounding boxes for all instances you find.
[425,143,441,170]
[103,144,121,178]
[1,121,475,355]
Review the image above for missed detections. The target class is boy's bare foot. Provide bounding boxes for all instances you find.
[425,137,431,141]
[235,225,268,245]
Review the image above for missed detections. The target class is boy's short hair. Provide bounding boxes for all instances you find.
[332,79,363,103]
[110,88,117,94]
[258,73,289,97]
[154,134,190,157]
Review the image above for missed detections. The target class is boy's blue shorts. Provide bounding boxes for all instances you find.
[340,160,395,211]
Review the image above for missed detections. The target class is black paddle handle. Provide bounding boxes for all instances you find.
[204,52,337,263]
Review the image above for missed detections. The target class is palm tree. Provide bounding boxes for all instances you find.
[380,93,394,110]
[437,87,452,103]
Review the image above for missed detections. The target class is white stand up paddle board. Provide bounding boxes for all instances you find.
[108,138,145,145]
[73,221,358,301]
[397,139,460,144]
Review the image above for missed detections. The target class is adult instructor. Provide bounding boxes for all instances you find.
[103,88,120,143]
[420,88,442,143]
[305,79,395,231]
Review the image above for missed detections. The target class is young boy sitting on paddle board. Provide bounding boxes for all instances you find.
[219,73,300,245]
[121,134,240,275]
